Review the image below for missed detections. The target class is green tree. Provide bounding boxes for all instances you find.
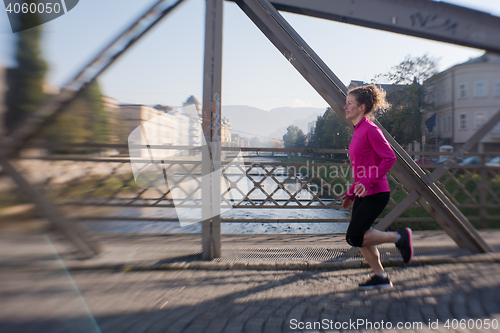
[85,83,109,144]
[5,5,48,134]
[306,128,315,148]
[283,125,305,148]
[373,55,438,147]
[295,130,306,148]
[42,82,110,153]
[314,107,351,151]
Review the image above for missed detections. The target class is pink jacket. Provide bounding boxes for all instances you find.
[345,117,396,200]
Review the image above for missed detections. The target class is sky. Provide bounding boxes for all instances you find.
[1,0,500,111]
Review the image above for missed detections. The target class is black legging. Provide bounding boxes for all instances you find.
[345,192,390,247]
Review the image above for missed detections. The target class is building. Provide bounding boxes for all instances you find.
[426,53,500,153]
[153,104,173,113]
[178,95,231,147]
[307,121,316,135]
[120,104,190,159]
[231,133,241,147]
[240,137,250,147]
[182,95,203,151]
[221,117,231,146]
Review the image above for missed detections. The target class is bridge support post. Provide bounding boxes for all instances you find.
[201,0,223,260]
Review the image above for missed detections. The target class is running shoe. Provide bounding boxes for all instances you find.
[359,274,393,289]
[396,227,413,264]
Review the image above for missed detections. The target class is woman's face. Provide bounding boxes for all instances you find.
[344,94,365,122]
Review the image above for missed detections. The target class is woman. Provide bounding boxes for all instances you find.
[341,84,413,289]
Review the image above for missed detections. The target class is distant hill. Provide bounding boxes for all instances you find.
[222,105,327,140]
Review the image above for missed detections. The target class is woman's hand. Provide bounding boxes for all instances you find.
[353,182,367,197]
[341,195,352,208]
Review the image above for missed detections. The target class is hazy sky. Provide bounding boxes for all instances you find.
[1,0,500,111]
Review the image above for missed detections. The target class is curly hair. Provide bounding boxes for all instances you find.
[348,84,390,116]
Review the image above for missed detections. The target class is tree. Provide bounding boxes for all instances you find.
[373,55,438,147]
[295,130,306,148]
[5,4,48,134]
[283,125,305,148]
[373,54,438,85]
[268,139,283,148]
[41,81,111,153]
[85,83,110,144]
[306,128,315,148]
[250,137,261,147]
[314,107,351,151]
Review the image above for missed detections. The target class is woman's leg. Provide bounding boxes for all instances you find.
[362,229,398,247]
[346,192,391,249]
[359,245,384,276]
[346,192,392,278]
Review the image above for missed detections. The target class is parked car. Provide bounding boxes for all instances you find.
[434,157,450,165]
[457,156,493,166]
[414,157,439,165]
[486,156,500,167]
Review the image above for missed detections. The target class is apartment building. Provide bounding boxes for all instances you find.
[121,104,190,159]
[426,53,500,152]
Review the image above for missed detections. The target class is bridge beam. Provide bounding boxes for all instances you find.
[262,0,500,54]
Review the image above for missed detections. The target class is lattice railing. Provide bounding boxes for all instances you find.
[4,144,500,227]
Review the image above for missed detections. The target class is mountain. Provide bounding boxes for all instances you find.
[222,105,326,140]
[268,111,322,139]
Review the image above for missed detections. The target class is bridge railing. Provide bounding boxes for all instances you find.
[5,143,500,229]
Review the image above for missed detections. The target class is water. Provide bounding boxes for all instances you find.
[84,206,350,234]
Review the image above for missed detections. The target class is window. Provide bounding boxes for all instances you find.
[474,82,487,97]
[459,114,467,130]
[474,112,486,129]
[459,83,467,99]
[494,82,500,97]
[441,115,451,132]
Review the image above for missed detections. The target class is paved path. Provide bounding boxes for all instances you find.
[1,230,500,333]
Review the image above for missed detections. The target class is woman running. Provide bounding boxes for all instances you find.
[342,84,413,289]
